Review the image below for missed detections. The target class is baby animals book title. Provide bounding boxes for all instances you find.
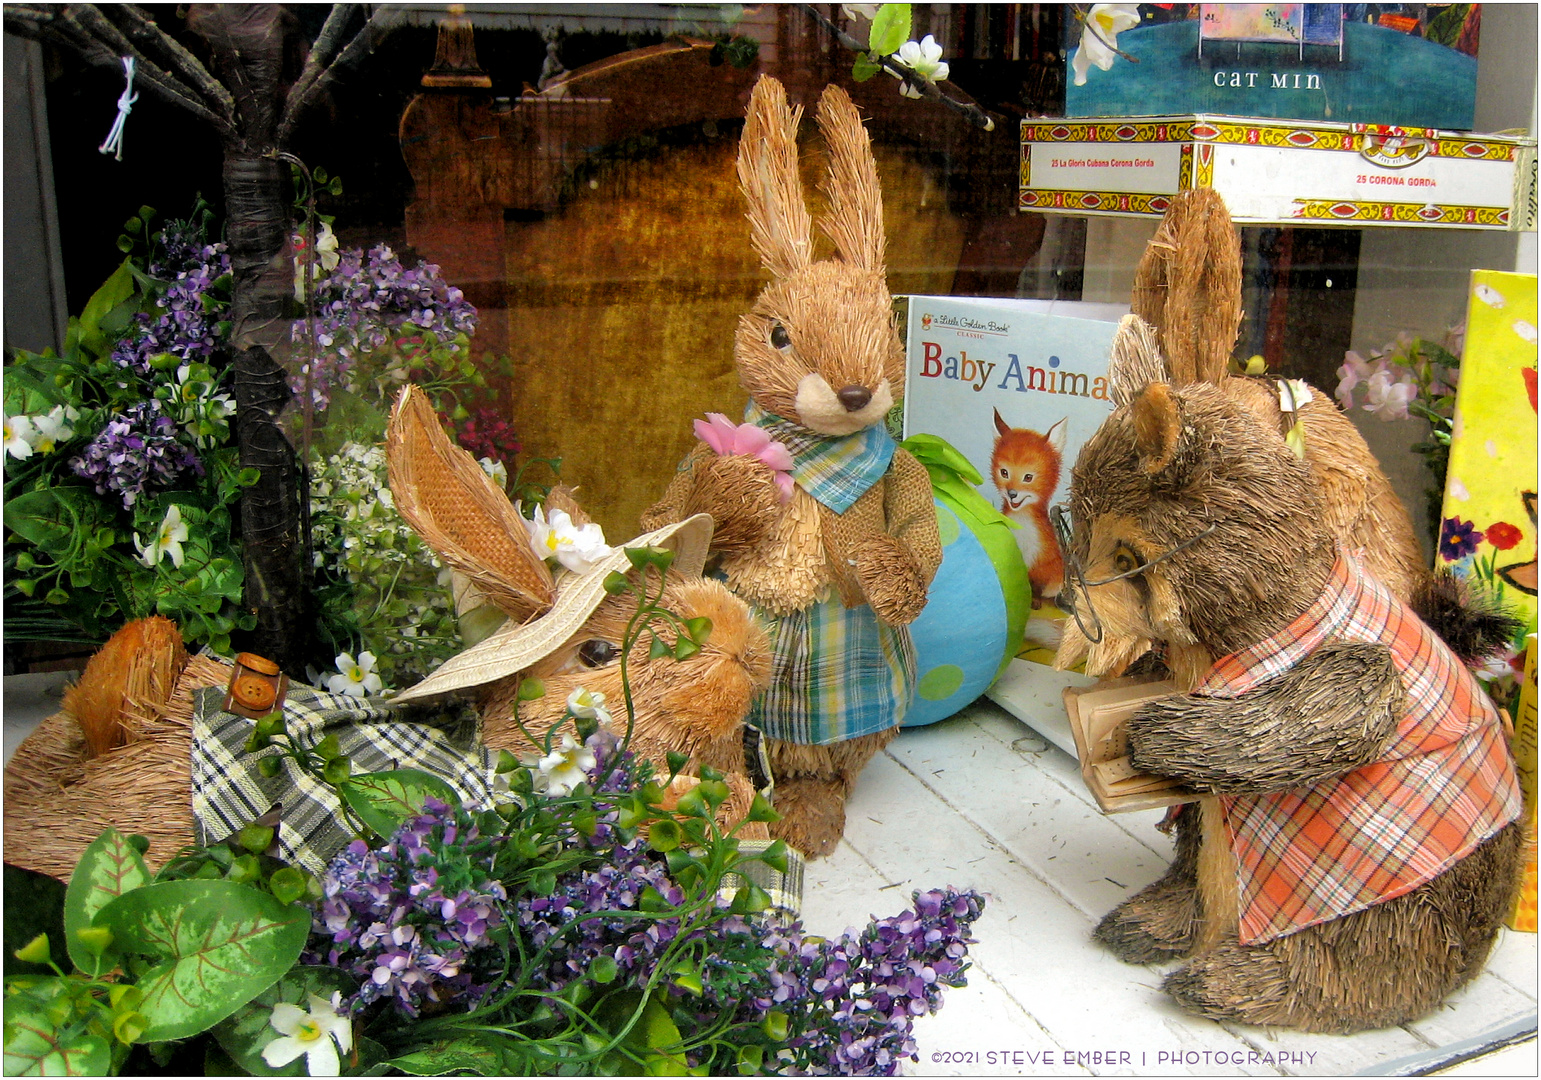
[914,308,1113,401]
[902,297,1122,659]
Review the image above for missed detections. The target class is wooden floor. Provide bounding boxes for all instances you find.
[797,695,1539,1077]
[4,672,1535,1075]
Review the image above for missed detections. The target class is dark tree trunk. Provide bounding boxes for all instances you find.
[191,5,314,675]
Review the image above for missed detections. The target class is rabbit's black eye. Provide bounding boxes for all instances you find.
[578,640,620,668]
[769,322,791,350]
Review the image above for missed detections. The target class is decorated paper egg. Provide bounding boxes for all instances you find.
[902,436,1030,726]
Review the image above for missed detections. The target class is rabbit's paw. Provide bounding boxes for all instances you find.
[1094,868,1200,964]
[768,776,849,858]
[854,534,928,626]
[691,454,785,555]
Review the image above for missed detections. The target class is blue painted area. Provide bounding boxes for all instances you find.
[1067,20,1476,129]
[903,502,1009,727]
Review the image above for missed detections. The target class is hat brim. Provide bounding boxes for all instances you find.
[390,513,714,703]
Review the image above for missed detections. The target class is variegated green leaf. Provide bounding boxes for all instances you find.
[338,769,459,841]
[92,881,308,1042]
[62,828,149,977]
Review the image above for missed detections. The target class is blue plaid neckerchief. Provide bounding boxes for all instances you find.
[746,404,896,514]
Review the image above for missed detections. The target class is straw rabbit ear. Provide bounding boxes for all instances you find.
[816,84,886,273]
[1107,313,1170,409]
[1130,188,1241,387]
[737,75,813,278]
[386,386,555,623]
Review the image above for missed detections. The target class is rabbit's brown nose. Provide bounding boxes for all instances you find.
[837,385,872,412]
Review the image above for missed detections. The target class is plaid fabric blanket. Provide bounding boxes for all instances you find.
[1197,551,1523,944]
[191,668,802,919]
[748,595,916,745]
[747,404,896,514]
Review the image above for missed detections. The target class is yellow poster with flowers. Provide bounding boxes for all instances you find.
[1438,270,1538,931]
[1438,270,1538,641]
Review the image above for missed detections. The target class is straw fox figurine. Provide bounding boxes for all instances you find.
[642,77,942,857]
[1057,378,1523,1033]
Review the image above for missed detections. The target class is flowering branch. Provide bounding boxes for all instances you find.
[798,4,996,132]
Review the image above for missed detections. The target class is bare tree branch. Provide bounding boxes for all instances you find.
[108,4,238,124]
[280,3,357,138]
[57,3,235,133]
[277,6,393,145]
[799,5,996,132]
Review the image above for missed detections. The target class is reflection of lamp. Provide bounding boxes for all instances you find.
[422,4,492,88]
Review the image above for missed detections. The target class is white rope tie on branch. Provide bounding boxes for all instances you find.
[98,56,138,161]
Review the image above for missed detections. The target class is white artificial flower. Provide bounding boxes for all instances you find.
[1276,378,1313,412]
[841,3,882,21]
[28,405,75,454]
[1362,369,1415,421]
[134,504,189,569]
[478,456,508,490]
[3,412,36,460]
[292,220,341,301]
[260,992,352,1077]
[1071,4,1140,86]
[892,35,949,98]
[328,651,384,697]
[538,733,597,797]
[525,504,614,573]
[566,686,613,726]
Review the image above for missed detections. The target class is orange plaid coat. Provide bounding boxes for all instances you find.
[1195,551,1522,944]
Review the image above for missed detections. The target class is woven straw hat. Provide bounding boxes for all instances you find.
[391,513,712,703]
[385,385,714,704]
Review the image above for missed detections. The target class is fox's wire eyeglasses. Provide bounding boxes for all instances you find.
[1049,503,1217,646]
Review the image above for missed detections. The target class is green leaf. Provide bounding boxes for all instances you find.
[91,880,310,1042]
[868,3,912,56]
[852,52,883,82]
[210,966,353,1077]
[744,792,781,824]
[63,827,150,977]
[648,819,682,853]
[590,954,619,984]
[338,769,460,841]
[2,987,111,1076]
[11,935,50,966]
[388,1038,504,1076]
[78,260,136,357]
[4,490,74,556]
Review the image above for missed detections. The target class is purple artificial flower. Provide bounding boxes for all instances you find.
[304,798,508,1018]
[1439,516,1485,562]
[289,244,479,408]
[112,234,230,375]
[69,400,203,509]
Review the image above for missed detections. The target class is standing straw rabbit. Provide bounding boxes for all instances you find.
[642,77,942,857]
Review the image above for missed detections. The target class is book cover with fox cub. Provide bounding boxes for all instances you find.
[900,296,1122,663]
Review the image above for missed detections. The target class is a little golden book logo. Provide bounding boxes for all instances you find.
[920,312,1012,335]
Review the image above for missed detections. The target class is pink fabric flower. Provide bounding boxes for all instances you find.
[1335,350,1379,410]
[694,413,795,501]
[1362,369,1415,421]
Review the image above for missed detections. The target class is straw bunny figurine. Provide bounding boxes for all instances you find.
[642,77,942,857]
[386,386,774,826]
